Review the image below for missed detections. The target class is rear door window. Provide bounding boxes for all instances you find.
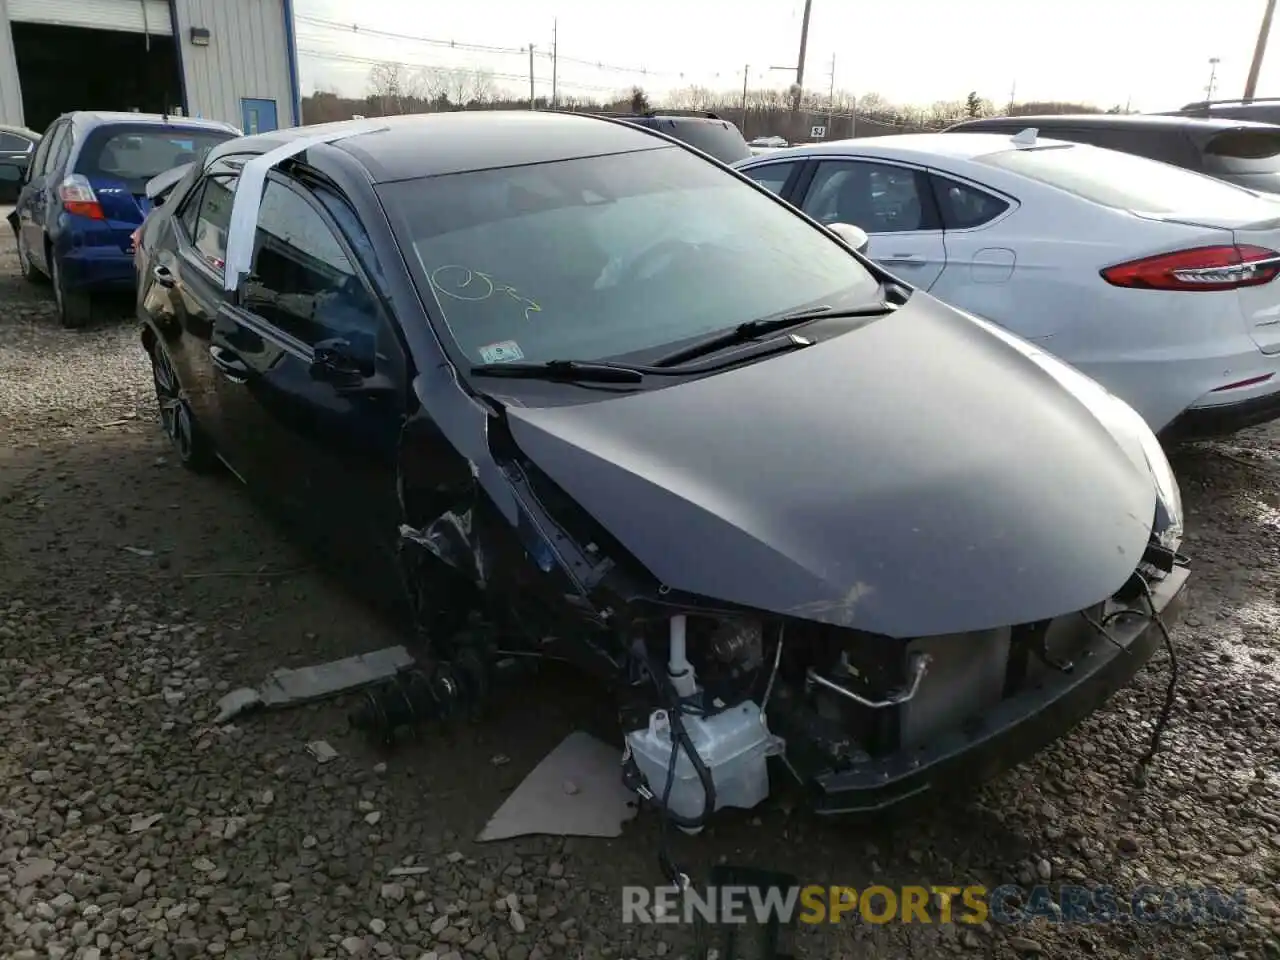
[29,126,57,176]
[974,143,1268,216]
[930,175,1011,229]
[191,174,238,272]
[74,126,234,192]
[0,133,33,153]
[49,129,73,177]
[40,123,70,177]
[801,159,939,233]
[739,161,801,196]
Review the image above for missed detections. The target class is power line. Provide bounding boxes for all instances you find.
[296,47,624,95]
[299,47,528,87]
[297,13,685,80]
[296,13,527,57]
[299,46,954,127]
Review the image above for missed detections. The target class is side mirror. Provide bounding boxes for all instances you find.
[310,337,394,397]
[311,338,365,382]
[0,162,21,183]
[827,221,870,255]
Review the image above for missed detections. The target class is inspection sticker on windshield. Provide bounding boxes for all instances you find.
[479,340,525,364]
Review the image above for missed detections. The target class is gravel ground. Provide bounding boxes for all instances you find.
[1,229,1279,960]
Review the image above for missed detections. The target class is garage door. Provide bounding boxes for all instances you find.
[8,0,174,35]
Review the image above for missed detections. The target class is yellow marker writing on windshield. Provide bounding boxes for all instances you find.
[431,265,541,320]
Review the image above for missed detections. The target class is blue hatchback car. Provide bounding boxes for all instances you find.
[3,112,238,327]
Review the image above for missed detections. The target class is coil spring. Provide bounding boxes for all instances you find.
[349,648,489,744]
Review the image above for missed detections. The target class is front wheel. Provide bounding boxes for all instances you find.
[51,253,91,328]
[149,340,215,472]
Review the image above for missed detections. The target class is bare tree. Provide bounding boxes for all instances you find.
[926,99,966,127]
[466,69,497,106]
[367,62,408,114]
[857,91,889,115]
[441,68,471,108]
[416,66,452,107]
[311,76,1103,135]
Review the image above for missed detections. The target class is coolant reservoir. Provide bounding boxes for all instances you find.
[625,700,783,824]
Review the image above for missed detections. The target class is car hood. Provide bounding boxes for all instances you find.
[501,296,1160,638]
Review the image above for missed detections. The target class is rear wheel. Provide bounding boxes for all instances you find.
[149,340,215,472]
[50,253,92,328]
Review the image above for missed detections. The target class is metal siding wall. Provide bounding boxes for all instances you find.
[175,0,292,129]
[0,0,22,127]
[8,0,173,33]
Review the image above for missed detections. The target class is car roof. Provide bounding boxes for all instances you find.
[948,113,1279,134]
[207,111,683,183]
[736,131,1073,165]
[599,112,732,125]
[62,111,239,134]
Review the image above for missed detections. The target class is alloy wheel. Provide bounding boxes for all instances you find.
[151,346,194,461]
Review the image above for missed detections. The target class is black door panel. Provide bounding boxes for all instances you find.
[138,157,424,604]
[212,173,408,564]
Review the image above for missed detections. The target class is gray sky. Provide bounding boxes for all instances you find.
[296,0,1278,112]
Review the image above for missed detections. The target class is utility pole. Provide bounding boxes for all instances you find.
[1206,56,1221,100]
[790,0,814,142]
[825,53,835,135]
[741,64,750,132]
[1007,80,1017,115]
[528,44,536,109]
[551,19,558,109]
[1246,0,1277,101]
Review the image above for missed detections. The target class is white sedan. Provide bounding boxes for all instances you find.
[733,131,1280,439]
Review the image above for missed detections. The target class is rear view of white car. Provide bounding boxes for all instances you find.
[734,132,1280,439]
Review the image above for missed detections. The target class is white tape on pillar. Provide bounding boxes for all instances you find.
[222,121,389,292]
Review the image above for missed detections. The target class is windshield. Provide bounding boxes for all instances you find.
[379,145,881,366]
[76,125,234,192]
[975,142,1272,216]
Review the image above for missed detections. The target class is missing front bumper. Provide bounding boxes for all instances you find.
[805,564,1189,815]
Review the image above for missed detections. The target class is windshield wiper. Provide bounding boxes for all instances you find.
[469,359,646,383]
[651,301,899,368]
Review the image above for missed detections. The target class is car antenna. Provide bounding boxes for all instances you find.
[1011,127,1038,147]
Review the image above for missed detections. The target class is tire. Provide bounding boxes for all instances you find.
[149,340,216,472]
[14,227,44,285]
[50,253,92,328]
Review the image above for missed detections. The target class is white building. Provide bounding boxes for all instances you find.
[0,0,300,135]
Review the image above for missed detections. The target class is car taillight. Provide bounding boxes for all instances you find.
[1101,244,1280,291]
[58,175,104,220]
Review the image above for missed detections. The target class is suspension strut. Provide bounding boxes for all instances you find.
[349,647,492,745]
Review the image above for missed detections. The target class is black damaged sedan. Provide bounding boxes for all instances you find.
[134,111,1188,822]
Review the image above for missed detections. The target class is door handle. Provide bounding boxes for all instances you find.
[152,265,176,288]
[880,254,925,264]
[209,344,249,382]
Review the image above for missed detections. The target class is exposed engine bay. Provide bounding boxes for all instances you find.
[350,405,1189,848]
